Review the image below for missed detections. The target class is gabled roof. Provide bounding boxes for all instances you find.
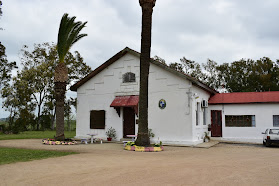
[70,47,217,95]
[209,91,279,104]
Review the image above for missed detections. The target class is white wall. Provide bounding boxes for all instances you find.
[148,64,192,144]
[76,53,140,140]
[191,86,211,144]
[209,104,279,143]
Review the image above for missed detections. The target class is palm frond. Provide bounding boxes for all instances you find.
[57,13,87,63]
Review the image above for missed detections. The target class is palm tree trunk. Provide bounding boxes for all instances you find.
[136,0,156,146]
[55,81,66,140]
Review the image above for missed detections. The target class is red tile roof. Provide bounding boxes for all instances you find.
[209,91,279,104]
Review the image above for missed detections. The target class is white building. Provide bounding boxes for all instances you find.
[208,92,279,143]
[70,47,216,145]
[70,47,279,144]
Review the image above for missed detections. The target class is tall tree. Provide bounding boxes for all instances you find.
[0,42,17,90]
[0,0,3,30]
[180,57,203,81]
[0,0,2,17]
[2,42,91,131]
[136,0,156,147]
[55,13,87,140]
[169,62,184,73]
[217,57,279,92]
[202,59,220,90]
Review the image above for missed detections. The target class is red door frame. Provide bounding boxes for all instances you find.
[211,110,222,137]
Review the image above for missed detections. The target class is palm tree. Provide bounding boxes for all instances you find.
[135,0,156,146]
[55,13,87,140]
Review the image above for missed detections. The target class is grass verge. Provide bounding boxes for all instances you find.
[0,147,77,165]
[0,131,76,140]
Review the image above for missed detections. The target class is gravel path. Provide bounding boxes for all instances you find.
[0,139,278,186]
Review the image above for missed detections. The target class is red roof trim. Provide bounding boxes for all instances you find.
[209,91,279,104]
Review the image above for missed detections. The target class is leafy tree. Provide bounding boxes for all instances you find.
[0,0,3,30]
[136,0,156,147]
[202,59,220,90]
[55,13,87,140]
[0,42,17,90]
[0,0,2,17]
[217,57,279,92]
[152,55,166,65]
[180,57,203,81]
[1,75,36,132]
[169,62,184,73]
[2,42,91,132]
[1,83,19,129]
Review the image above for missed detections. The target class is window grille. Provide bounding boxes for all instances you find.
[225,115,255,127]
[273,115,279,127]
[123,72,136,83]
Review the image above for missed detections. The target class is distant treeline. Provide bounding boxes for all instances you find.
[153,55,279,92]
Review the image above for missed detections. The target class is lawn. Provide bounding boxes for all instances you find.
[0,147,77,165]
[0,131,76,140]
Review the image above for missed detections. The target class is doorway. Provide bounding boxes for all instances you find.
[211,110,222,137]
[123,107,135,138]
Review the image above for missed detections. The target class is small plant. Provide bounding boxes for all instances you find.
[154,141,162,147]
[204,132,210,142]
[126,141,135,146]
[148,128,155,138]
[106,127,117,139]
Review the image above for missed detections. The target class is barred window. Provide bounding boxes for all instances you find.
[90,110,105,129]
[273,115,279,127]
[225,115,255,127]
[123,72,136,83]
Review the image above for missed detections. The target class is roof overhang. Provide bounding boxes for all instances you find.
[70,47,217,95]
[110,95,139,107]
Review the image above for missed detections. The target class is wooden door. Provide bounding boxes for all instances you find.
[123,107,135,138]
[211,110,222,137]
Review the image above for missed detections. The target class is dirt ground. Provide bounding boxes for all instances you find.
[0,139,279,186]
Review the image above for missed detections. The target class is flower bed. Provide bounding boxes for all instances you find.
[125,145,164,152]
[42,138,77,145]
[124,142,164,152]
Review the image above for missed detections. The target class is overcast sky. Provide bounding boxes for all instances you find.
[1,0,279,117]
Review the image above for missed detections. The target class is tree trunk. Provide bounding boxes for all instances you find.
[54,62,68,140]
[55,82,66,141]
[67,116,70,131]
[136,0,156,147]
[36,102,42,130]
[51,107,56,130]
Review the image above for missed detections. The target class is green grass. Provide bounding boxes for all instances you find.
[0,131,76,140]
[0,147,77,165]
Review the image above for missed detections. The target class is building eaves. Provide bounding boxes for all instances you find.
[70,47,218,95]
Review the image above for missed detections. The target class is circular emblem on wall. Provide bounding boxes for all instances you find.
[158,99,166,109]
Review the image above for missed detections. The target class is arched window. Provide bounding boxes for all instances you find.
[123,72,136,83]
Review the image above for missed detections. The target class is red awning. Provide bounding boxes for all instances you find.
[110,96,139,116]
[110,96,139,107]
